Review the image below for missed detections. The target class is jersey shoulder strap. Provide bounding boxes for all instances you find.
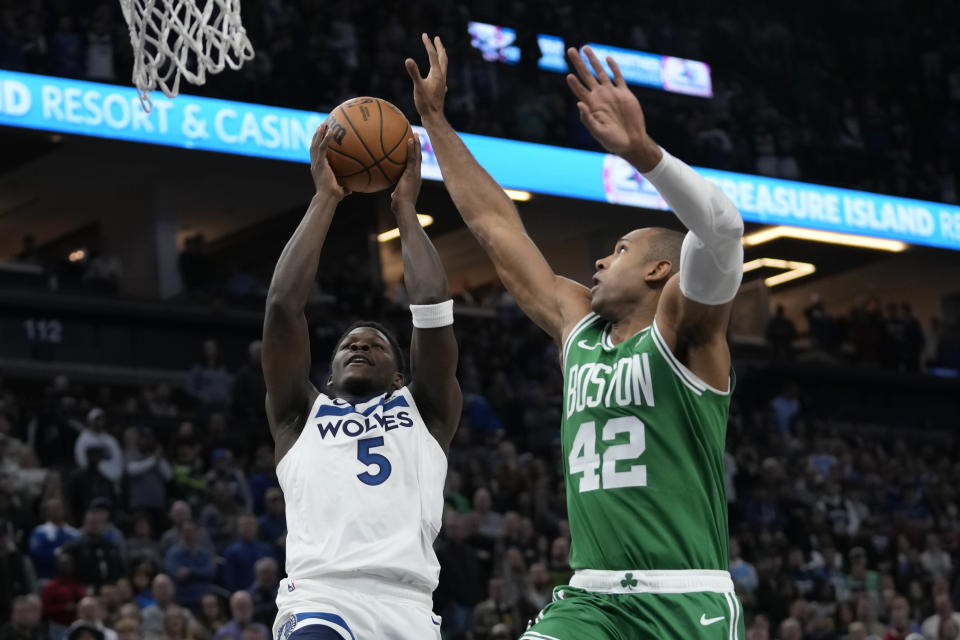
[562,312,603,366]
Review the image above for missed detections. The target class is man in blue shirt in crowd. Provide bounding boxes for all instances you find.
[29,498,79,580]
[222,514,274,593]
[163,519,216,609]
[256,487,286,565]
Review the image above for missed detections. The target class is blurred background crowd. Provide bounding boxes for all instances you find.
[0,297,959,640]
[2,1,960,640]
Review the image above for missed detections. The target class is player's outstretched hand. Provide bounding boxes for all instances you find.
[566,46,661,170]
[309,124,350,200]
[405,33,448,120]
[391,135,422,214]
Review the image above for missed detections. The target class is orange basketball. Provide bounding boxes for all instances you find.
[323,97,415,193]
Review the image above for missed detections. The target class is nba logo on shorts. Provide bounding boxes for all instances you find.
[288,581,296,592]
[278,614,297,640]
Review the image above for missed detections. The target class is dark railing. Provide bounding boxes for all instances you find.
[0,287,262,371]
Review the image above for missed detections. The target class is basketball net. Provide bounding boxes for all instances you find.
[118,0,255,112]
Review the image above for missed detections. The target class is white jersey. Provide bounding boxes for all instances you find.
[276,386,447,603]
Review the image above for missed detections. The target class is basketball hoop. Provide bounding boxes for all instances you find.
[118,0,255,112]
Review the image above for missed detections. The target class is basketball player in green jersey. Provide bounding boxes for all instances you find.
[407,35,745,639]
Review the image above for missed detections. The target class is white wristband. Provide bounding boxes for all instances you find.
[410,300,454,328]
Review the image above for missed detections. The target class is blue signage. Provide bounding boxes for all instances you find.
[578,43,662,89]
[536,35,567,73]
[0,69,325,163]
[467,22,713,98]
[593,154,960,251]
[465,24,712,98]
[535,35,712,97]
[2,70,960,251]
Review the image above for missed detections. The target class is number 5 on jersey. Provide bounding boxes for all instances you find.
[568,417,647,492]
[357,437,392,485]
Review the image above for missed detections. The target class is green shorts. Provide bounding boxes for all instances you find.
[521,577,744,640]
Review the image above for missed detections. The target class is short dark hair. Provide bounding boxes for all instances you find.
[331,321,406,379]
[643,228,685,274]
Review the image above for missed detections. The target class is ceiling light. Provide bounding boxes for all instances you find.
[504,189,531,202]
[743,257,816,287]
[742,226,907,252]
[377,214,434,243]
[68,249,87,262]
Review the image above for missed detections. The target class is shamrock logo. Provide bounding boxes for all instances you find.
[621,573,638,589]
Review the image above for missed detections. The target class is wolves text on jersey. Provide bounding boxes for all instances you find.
[313,395,415,440]
[566,353,655,419]
[316,411,414,439]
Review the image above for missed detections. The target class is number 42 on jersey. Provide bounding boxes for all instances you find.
[568,416,647,493]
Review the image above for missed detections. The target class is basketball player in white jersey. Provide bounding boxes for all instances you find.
[262,124,461,640]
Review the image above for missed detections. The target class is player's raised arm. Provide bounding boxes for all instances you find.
[390,136,462,451]
[263,125,349,459]
[566,46,744,388]
[406,34,591,345]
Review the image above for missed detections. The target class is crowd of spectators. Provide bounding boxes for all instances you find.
[1,1,958,204]
[2,5,960,639]
[765,296,960,373]
[0,298,958,640]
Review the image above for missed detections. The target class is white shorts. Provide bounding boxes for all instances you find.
[273,577,442,640]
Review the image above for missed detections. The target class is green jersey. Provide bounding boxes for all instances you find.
[561,312,733,572]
